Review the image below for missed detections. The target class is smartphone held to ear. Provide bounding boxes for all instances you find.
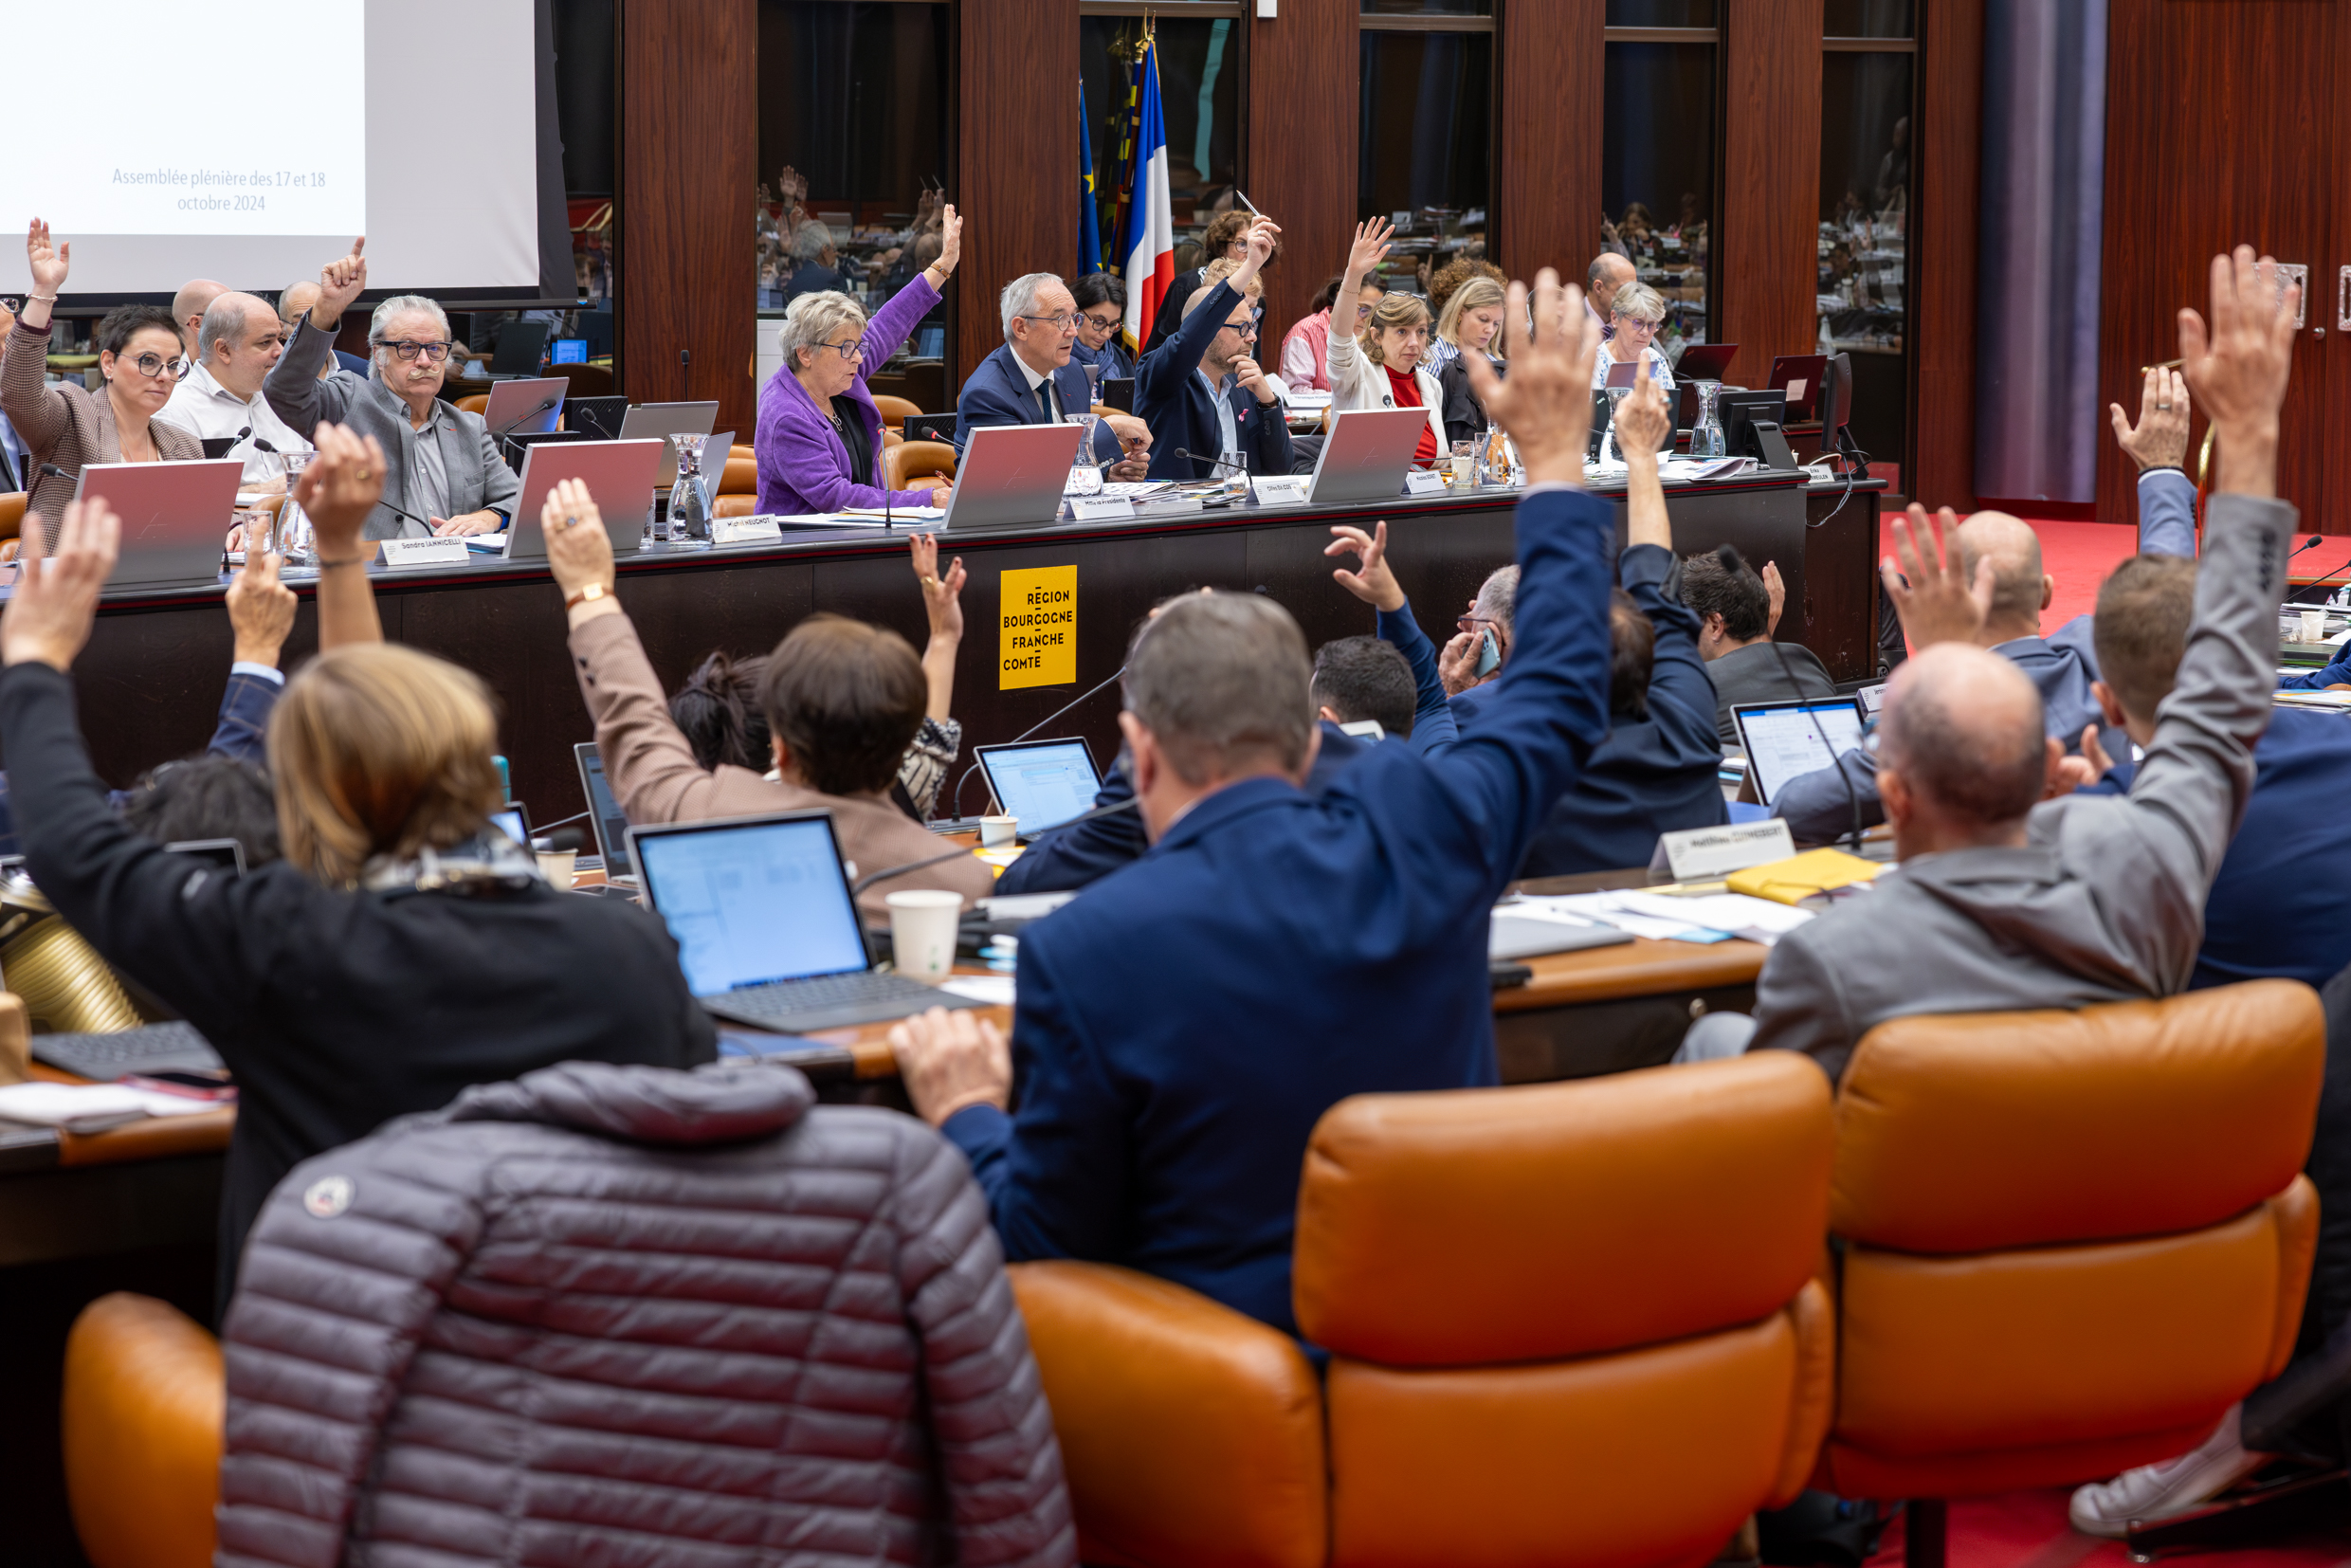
[1473,628,1502,678]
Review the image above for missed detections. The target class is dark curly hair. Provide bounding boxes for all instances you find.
[97,303,184,360]
[669,650,774,773]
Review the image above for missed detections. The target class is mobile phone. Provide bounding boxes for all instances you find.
[1473,628,1502,678]
[165,838,246,875]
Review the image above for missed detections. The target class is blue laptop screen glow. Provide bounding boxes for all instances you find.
[490,809,527,846]
[636,819,868,994]
[981,741,1099,834]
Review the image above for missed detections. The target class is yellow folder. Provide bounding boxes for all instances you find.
[1725,848,1885,907]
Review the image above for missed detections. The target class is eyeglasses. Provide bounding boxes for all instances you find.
[820,337,866,360]
[1615,318,1660,336]
[376,338,453,363]
[121,352,191,380]
[1457,614,1504,634]
[1080,313,1120,333]
[1017,312,1081,332]
[1354,303,1376,322]
[1220,319,1258,339]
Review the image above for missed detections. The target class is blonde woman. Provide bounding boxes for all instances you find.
[1435,275,1509,444]
[0,425,713,1308]
[1326,218,1444,467]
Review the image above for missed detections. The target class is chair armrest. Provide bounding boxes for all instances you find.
[1009,1260,1327,1568]
[1765,1278,1837,1508]
[2266,1175,2320,1381]
[64,1293,222,1568]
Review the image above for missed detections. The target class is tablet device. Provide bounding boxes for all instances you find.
[1731,697,1867,808]
[74,458,243,587]
[940,424,1084,531]
[1306,407,1431,504]
[976,738,1101,835]
[504,440,666,559]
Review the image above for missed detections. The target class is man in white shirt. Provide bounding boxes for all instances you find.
[155,293,313,487]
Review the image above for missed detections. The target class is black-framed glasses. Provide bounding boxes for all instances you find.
[376,338,453,363]
[1018,312,1081,332]
[123,352,191,380]
[820,337,866,360]
[1220,319,1259,339]
[1080,312,1120,334]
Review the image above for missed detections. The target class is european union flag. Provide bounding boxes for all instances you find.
[1078,81,1103,276]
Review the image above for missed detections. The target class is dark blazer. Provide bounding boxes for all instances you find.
[1139,266,1206,358]
[1705,639,1838,745]
[1439,353,1495,447]
[1516,542,1729,876]
[941,484,1617,1332]
[0,663,715,1309]
[954,344,1123,464]
[1131,280,1294,481]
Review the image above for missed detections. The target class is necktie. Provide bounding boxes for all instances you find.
[1035,379,1053,423]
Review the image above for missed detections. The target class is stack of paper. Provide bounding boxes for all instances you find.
[0,1082,221,1136]
[1508,890,1819,947]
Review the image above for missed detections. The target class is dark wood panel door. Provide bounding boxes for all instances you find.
[2100,0,2348,530]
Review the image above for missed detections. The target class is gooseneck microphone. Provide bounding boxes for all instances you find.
[1171,448,1248,478]
[252,436,439,534]
[490,396,560,438]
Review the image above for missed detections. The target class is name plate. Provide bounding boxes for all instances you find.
[710,516,785,545]
[1402,468,1449,497]
[1658,819,1797,883]
[377,537,470,569]
[1251,476,1311,506]
[1068,496,1137,522]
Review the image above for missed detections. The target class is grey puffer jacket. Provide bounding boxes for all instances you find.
[214,1059,1075,1568]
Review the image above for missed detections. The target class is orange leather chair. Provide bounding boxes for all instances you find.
[1817,981,2324,1564]
[64,1293,222,1568]
[872,393,923,431]
[455,393,490,416]
[884,439,956,493]
[1013,1053,1836,1568]
[0,490,24,564]
[713,444,760,519]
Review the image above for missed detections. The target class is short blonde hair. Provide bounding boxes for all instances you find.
[1182,257,1265,319]
[267,644,504,885]
[1436,276,1508,348]
[1611,282,1668,325]
[1359,292,1431,366]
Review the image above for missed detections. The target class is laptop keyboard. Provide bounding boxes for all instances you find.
[31,1021,225,1079]
[713,970,940,1025]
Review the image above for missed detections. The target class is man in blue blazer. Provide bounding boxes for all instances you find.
[1132,217,1294,481]
[955,273,1152,480]
[892,273,1616,1334]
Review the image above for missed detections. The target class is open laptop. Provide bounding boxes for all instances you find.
[490,803,530,847]
[574,741,635,882]
[1767,353,1830,420]
[940,423,1084,531]
[503,439,666,559]
[1731,696,1867,808]
[1674,341,1740,382]
[1306,407,1431,504]
[75,459,243,587]
[976,738,1102,837]
[629,811,977,1032]
[567,394,631,441]
[483,375,568,438]
[619,401,720,488]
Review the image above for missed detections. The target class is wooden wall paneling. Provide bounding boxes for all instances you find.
[1909,0,1981,512]
[1246,0,1357,353]
[618,0,759,437]
[2329,0,2351,534]
[1498,1,1604,284]
[1717,0,1823,391]
[957,0,1081,390]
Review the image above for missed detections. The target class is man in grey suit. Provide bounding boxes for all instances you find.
[1689,246,2303,1080]
[264,238,517,541]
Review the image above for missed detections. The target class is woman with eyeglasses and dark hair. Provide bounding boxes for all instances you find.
[5,221,205,550]
[1069,272,1134,383]
[262,237,519,539]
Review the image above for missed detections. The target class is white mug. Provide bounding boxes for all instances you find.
[886,889,964,984]
[978,815,1018,848]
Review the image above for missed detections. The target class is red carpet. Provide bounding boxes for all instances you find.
[1878,517,2139,630]
[1860,1487,2351,1568]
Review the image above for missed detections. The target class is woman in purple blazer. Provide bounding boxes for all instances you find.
[755,206,963,516]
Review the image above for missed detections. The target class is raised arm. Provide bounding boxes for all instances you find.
[1326,520,1457,753]
[1616,362,1672,551]
[264,239,369,435]
[3,222,76,451]
[910,531,965,723]
[2112,366,2196,556]
[298,423,389,649]
[210,547,298,760]
[1323,221,1392,392]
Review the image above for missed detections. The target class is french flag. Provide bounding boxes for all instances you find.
[1117,40,1174,355]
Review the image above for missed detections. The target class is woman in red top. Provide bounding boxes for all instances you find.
[1325,219,1447,465]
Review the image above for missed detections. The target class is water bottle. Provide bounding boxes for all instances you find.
[1063,413,1103,495]
[1687,380,1728,461]
[274,451,318,562]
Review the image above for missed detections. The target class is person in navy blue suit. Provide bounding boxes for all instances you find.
[1131,217,1295,481]
[891,273,1618,1333]
[955,273,1153,480]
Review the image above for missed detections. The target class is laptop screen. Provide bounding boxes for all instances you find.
[633,816,868,994]
[1734,699,1867,807]
[490,807,528,847]
[574,743,632,877]
[978,739,1100,834]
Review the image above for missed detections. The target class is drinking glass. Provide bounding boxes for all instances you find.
[274,452,317,562]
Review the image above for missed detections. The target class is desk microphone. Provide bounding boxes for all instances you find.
[252,437,439,535]
[491,396,561,438]
[39,463,70,483]
[947,662,1131,818]
[847,845,988,900]
[1171,448,1248,478]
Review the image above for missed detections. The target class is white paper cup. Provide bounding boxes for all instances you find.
[536,849,577,887]
[2302,611,2326,643]
[887,889,963,983]
[978,815,1018,848]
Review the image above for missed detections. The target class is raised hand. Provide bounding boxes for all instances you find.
[1881,502,1994,651]
[543,477,618,617]
[25,219,68,296]
[1762,560,1785,635]
[294,423,388,555]
[2108,365,2191,472]
[3,500,118,671]
[1462,269,1600,485]
[2178,245,2298,497]
[226,546,298,668]
[313,237,369,326]
[910,530,966,643]
[1325,520,1405,611]
[1238,215,1282,281]
[1613,360,1671,463]
[930,204,962,279]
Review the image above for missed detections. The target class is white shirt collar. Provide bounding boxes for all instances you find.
[185,360,258,409]
[1011,351,1052,392]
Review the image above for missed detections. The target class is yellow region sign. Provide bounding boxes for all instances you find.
[999,565,1077,689]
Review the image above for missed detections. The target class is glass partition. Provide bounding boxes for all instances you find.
[1819,43,1914,467]
[1358,21,1493,296]
[1083,12,1241,274]
[1600,33,1716,363]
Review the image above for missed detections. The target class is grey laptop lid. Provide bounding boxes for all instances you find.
[574,741,633,879]
[74,459,243,587]
[503,439,665,559]
[483,376,568,437]
[619,401,720,487]
[1306,407,1432,504]
[940,423,1084,531]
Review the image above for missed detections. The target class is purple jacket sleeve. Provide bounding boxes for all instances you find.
[755,278,941,514]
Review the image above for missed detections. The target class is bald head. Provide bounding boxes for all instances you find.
[173,279,228,355]
[1881,645,2047,828]
[1587,252,1636,315]
[1955,510,2052,636]
[279,281,319,327]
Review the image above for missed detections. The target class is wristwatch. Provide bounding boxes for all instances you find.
[565,582,611,611]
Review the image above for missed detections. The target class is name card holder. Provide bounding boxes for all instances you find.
[377,537,471,569]
[1655,819,1798,883]
[1402,469,1449,497]
[711,516,785,545]
[1068,496,1137,522]
[1251,476,1311,506]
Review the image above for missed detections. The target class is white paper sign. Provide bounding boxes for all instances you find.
[710,516,785,545]
[1251,476,1310,505]
[1068,496,1137,522]
[1658,818,1797,883]
[377,537,470,569]
[1403,469,1449,496]
[1135,495,1203,515]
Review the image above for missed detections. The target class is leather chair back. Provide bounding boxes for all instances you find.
[64,1293,222,1568]
[0,490,24,542]
[454,393,490,416]
[884,439,956,492]
[872,393,923,430]
[1820,981,2324,1500]
[1293,1054,1836,1568]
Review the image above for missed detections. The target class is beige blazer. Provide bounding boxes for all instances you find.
[3,321,204,549]
[569,611,996,919]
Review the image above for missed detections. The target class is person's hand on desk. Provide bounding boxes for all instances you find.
[226,547,297,668]
[889,1006,1011,1126]
[1463,270,1599,486]
[544,478,622,629]
[1881,503,1993,651]
[1103,413,1152,483]
[296,423,389,557]
[1326,520,1406,612]
[430,511,502,538]
[2109,365,2191,473]
[2,500,118,672]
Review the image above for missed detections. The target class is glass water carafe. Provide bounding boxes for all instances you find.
[665,432,710,541]
[1476,423,1518,486]
[1687,380,1728,460]
[274,451,318,562]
